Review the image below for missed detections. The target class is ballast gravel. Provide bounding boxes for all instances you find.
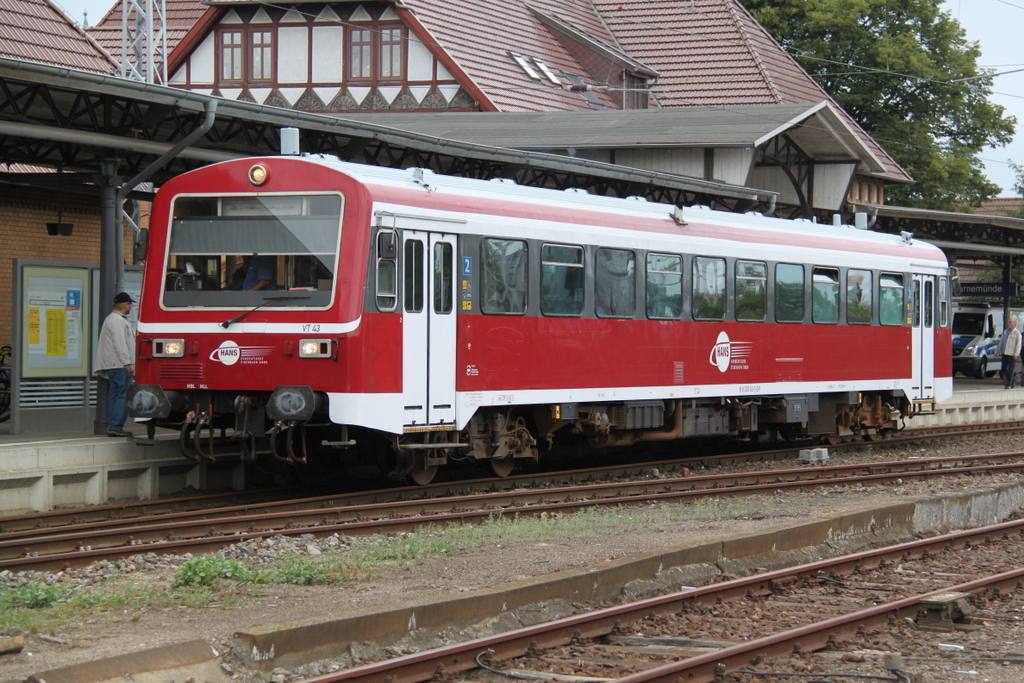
[2,434,1024,682]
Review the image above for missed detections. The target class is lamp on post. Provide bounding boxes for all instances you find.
[45,168,74,236]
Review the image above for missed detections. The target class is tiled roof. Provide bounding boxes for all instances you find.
[0,0,116,73]
[977,198,1023,217]
[78,0,907,181]
[402,0,627,111]
[593,0,909,182]
[87,0,209,65]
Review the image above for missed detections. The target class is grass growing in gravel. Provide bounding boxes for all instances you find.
[0,492,798,632]
[336,495,789,575]
[0,581,165,633]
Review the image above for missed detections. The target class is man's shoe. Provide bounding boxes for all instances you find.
[107,429,132,437]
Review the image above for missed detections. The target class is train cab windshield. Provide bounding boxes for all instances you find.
[162,193,343,308]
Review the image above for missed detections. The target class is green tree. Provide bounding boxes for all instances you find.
[741,0,1015,211]
[1012,162,1024,219]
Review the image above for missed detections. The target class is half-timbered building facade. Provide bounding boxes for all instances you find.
[85,0,911,215]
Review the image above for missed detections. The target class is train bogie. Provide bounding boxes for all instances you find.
[128,155,953,484]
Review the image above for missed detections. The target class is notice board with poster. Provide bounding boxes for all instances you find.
[20,266,91,378]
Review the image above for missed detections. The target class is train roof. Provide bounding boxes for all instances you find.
[203,154,948,265]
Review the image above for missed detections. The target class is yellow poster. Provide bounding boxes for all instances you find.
[45,308,67,356]
[29,307,40,345]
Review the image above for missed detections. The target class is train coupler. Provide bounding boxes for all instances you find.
[179,405,217,463]
[179,410,201,462]
[268,420,307,464]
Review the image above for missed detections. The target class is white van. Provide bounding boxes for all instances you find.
[952,303,1024,377]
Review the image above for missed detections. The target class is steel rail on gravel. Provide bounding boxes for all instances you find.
[5,449,1024,547]
[1,421,1020,536]
[294,520,1024,683]
[5,452,1024,572]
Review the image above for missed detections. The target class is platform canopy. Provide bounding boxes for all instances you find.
[339,103,888,174]
[0,58,776,212]
[848,202,1024,270]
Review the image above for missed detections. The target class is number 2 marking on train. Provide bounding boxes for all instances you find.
[302,324,321,332]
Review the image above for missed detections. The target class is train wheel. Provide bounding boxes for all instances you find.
[489,456,516,478]
[819,433,840,445]
[410,455,437,486]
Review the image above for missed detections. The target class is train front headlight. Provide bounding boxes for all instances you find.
[248,164,268,185]
[299,339,332,358]
[153,339,185,357]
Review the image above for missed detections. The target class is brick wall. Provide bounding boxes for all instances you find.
[0,183,136,349]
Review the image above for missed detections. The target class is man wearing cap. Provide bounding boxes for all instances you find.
[94,292,136,437]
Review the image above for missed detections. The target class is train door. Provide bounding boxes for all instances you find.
[402,231,457,428]
[909,274,936,401]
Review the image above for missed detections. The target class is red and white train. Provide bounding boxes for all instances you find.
[128,155,954,484]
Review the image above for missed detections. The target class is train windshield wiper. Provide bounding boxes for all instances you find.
[221,295,310,329]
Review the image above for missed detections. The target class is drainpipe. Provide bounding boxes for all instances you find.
[113,100,219,289]
[94,158,123,435]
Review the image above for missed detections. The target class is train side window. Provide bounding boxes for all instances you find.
[847,269,872,324]
[646,253,682,319]
[433,242,453,314]
[923,279,934,328]
[375,230,398,311]
[735,260,766,321]
[879,273,904,325]
[812,267,840,324]
[541,244,584,316]
[775,263,804,322]
[596,248,635,318]
[404,239,424,313]
[481,238,528,314]
[939,277,950,327]
[692,256,726,320]
[907,279,921,327]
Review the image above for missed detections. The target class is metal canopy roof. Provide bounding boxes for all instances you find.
[849,202,1024,261]
[0,58,775,211]
[338,102,889,175]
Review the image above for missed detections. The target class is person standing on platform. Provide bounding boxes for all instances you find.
[1001,319,1022,390]
[94,292,136,437]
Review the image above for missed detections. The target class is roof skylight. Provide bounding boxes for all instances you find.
[510,53,541,81]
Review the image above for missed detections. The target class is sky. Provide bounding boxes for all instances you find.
[944,0,1024,196]
[52,0,1024,197]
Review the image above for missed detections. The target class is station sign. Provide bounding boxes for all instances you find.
[959,282,1019,297]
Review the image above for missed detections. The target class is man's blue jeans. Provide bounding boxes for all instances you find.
[107,368,133,431]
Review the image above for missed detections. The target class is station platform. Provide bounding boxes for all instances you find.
[0,378,1021,513]
[0,420,245,514]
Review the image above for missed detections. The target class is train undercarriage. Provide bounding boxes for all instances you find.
[129,384,916,485]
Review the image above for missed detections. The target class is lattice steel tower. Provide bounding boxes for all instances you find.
[120,0,167,84]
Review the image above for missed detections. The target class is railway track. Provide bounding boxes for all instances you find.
[3,419,1022,536]
[293,518,1024,683]
[4,447,1024,573]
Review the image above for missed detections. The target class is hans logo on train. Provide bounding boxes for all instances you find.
[709,332,754,373]
[710,332,732,373]
[210,340,241,366]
